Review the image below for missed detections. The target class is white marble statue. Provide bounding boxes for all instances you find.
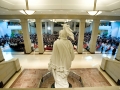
[48,24,75,88]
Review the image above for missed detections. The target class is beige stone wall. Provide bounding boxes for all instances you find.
[0,58,21,85]
[101,57,120,83]
[0,48,4,62]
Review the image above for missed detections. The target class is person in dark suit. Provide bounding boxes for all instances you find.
[101,46,104,53]
[112,47,116,56]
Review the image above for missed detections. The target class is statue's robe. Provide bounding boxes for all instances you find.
[48,38,74,88]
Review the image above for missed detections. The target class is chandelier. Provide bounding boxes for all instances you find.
[20,0,35,15]
[87,0,102,16]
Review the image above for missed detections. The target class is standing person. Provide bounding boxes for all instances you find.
[101,46,104,53]
[48,24,75,88]
[101,42,105,53]
[112,47,116,56]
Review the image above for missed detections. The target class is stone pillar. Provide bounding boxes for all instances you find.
[20,19,32,54]
[77,19,85,54]
[67,22,70,26]
[0,48,4,62]
[73,22,76,31]
[115,43,120,61]
[70,22,72,29]
[51,22,54,34]
[27,20,30,33]
[35,19,44,54]
[45,22,48,34]
[89,19,100,54]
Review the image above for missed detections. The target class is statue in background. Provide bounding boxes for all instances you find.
[48,24,75,88]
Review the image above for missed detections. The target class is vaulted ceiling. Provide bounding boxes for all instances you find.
[0,0,120,16]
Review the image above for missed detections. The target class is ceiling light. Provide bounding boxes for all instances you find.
[3,20,10,22]
[87,11,97,15]
[110,21,116,22]
[87,11,102,16]
[20,10,35,15]
[87,0,102,16]
[96,11,102,15]
[19,0,35,15]
[48,27,51,30]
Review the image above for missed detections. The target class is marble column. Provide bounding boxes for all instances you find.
[70,22,72,29]
[45,22,48,34]
[115,43,120,61]
[0,48,4,62]
[51,22,54,34]
[73,22,76,31]
[89,19,100,54]
[35,19,44,54]
[20,19,32,54]
[77,19,85,54]
[67,22,70,26]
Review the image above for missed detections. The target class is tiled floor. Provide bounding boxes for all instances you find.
[1,48,117,88]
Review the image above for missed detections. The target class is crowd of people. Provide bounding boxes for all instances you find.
[97,35,120,55]
[0,34,9,48]
[0,32,120,55]
[9,34,24,50]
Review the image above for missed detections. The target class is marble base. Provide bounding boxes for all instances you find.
[51,83,72,88]
[24,51,32,54]
[40,71,83,88]
[117,79,120,85]
[39,53,44,54]
[0,81,3,88]
[0,59,4,62]
[78,52,82,54]
[115,58,120,61]
[90,51,95,54]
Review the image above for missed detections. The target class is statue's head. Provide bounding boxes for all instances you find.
[58,30,67,39]
[58,24,74,40]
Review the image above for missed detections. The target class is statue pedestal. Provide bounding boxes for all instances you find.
[39,71,83,88]
[51,83,72,88]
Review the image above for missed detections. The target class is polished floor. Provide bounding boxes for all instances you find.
[1,47,118,88]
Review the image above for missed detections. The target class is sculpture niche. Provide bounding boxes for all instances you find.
[48,24,75,88]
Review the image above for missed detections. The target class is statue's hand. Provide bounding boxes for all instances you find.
[60,71,69,78]
[61,73,66,78]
